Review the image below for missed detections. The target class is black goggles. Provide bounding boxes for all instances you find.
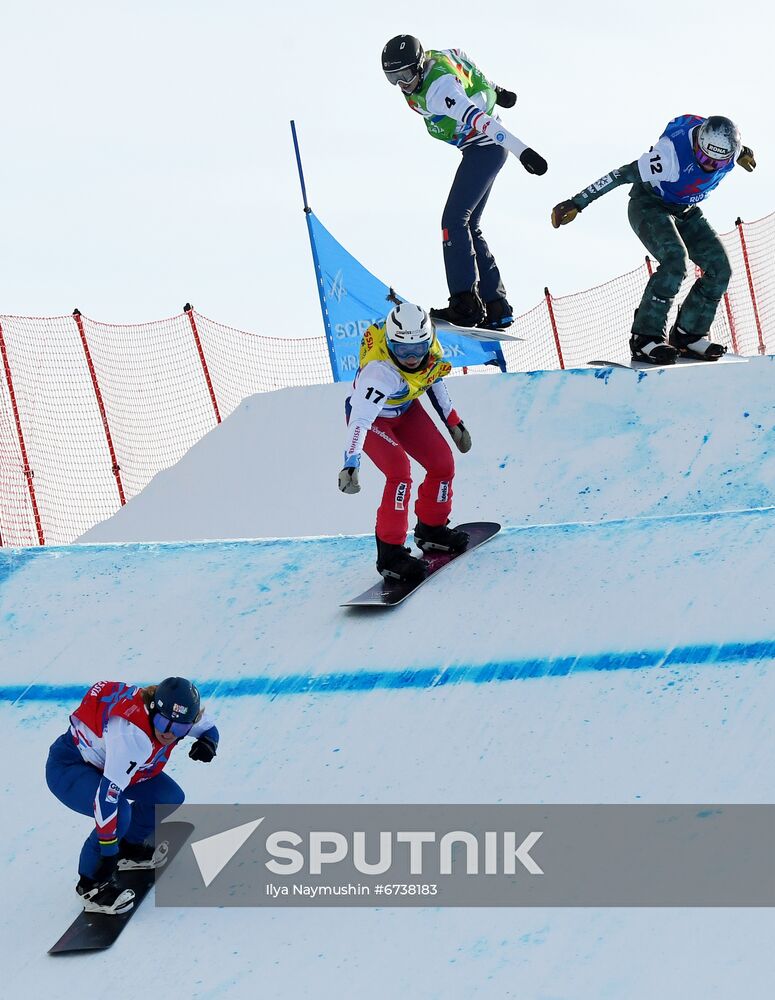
[384,65,419,87]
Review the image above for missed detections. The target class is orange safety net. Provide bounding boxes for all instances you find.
[1,213,772,546]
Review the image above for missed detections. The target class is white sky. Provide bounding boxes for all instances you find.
[1,1,770,335]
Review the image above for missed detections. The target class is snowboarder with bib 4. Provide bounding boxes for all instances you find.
[339,302,472,583]
[381,34,547,331]
[46,677,218,915]
[551,115,756,364]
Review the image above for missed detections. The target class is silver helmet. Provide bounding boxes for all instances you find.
[695,116,740,168]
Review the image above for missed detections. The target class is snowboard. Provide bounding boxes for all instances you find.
[432,318,522,343]
[588,352,748,371]
[48,821,194,955]
[342,522,501,608]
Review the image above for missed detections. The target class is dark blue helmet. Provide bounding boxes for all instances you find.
[151,677,201,736]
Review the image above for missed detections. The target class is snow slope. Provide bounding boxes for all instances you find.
[2,358,775,999]
[78,358,775,543]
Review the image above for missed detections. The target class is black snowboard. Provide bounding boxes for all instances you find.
[48,821,194,955]
[342,522,501,608]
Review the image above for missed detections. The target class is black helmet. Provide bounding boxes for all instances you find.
[381,35,424,91]
[150,676,201,736]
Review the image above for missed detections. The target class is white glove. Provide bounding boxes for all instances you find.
[338,467,360,494]
[448,420,472,454]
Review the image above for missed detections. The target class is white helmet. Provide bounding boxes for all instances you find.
[385,302,433,368]
[695,116,740,168]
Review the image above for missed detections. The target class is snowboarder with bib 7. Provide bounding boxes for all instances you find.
[46,677,218,915]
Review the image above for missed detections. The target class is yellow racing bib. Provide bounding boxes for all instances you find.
[358,323,452,408]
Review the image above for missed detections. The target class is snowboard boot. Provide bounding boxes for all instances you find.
[376,535,428,583]
[629,333,679,365]
[668,321,726,361]
[430,290,485,328]
[76,874,135,915]
[117,837,169,871]
[414,520,469,554]
[479,297,514,330]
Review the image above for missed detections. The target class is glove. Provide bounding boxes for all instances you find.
[520,148,548,176]
[338,467,360,494]
[495,86,517,108]
[446,411,472,453]
[737,146,756,172]
[449,422,472,453]
[94,853,119,882]
[551,200,581,228]
[189,735,217,762]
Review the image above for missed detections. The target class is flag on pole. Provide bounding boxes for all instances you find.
[308,212,504,382]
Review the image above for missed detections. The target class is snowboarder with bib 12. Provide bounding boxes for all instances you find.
[551,115,756,364]
[338,301,472,583]
[46,677,218,915]
[381,34,548,331]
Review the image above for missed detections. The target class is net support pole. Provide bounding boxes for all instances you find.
[184,304,221,424]
[72,309,126,506]
[735,217,765,355]
[544,287,565,370]
[0,320,45,544]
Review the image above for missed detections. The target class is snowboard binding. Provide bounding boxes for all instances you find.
[668,323,727,361]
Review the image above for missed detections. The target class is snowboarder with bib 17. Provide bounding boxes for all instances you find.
[338,301,472,583]
[551,115,756,364]
[381,35,548,331]
[46,677,218,915]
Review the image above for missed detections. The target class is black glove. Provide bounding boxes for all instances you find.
[94,853,118,883]
[189,735,217,762]
[520,148,548,176]
[737,146,756,172]
[495,86,517,108]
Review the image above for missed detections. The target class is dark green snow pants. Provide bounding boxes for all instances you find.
[627,189,732,338]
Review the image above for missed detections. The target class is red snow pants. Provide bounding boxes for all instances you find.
[359,400,456,545]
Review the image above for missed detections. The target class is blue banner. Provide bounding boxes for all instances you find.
[307,213,503,382]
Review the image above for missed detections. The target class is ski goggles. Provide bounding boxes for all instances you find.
[384,66,420,89]
[153,712,194,738]
[389,340,429,363]
[694,145,733,172]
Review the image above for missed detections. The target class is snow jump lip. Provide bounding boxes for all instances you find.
[3,637,773,705]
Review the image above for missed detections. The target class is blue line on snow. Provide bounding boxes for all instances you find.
[1,639,772,703]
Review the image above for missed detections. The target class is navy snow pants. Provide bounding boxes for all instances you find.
[46,731,184,879]
[441,143,509,303]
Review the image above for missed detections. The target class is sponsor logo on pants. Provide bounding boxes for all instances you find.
[437,481,450,504]
[395,482,408,511]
